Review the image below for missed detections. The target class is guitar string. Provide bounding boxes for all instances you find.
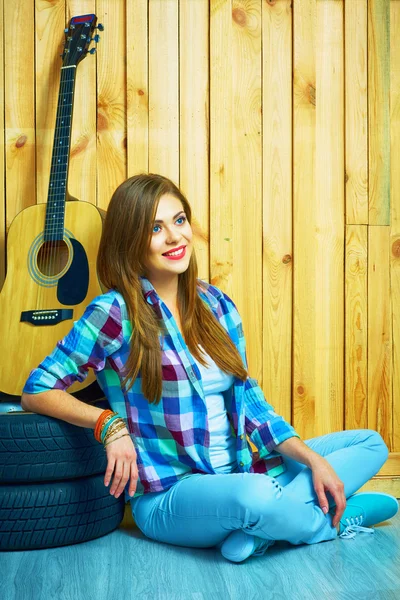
[47,64,68,292]
[41,62,62,307]
[45,48,75,310]
[53,54,77,289]
[42,25,90,317]
[52,65,70,280]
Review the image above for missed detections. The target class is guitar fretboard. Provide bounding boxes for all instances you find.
[44,66,77,242]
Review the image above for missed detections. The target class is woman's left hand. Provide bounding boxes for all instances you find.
[310,456,346,528]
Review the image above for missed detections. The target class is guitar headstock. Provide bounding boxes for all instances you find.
[61,14,104,67]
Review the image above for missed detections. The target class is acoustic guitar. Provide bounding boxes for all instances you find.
[0,14,105,396]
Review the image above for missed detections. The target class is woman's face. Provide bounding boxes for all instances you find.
[143,193,193,287]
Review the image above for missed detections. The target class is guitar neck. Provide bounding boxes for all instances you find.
[44,66,77,242]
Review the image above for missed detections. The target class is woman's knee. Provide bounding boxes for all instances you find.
[364,429,389,461]
[230,473,283,515]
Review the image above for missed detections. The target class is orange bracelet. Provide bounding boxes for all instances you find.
[94,410,115,443]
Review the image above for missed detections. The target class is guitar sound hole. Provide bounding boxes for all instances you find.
[37,240,70,277]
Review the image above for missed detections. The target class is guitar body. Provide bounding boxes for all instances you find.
[0,200,104,396]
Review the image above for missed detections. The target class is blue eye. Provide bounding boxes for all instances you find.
[152,215,186,234]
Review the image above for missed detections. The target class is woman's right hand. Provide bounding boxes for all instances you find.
[103,427,139,498]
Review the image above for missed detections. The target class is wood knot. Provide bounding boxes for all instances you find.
[70,135,89,158]
[297,385,305,396]
[137,89,144,96]
[97,111,108,131]
[392,239,400,258]
[15,135,27,148]
[232,7,246,27]
[307,83,316,106]
[97,97,109,131]
[282,254,292,264]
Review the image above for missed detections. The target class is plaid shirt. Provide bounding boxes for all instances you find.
[23,277,300,499]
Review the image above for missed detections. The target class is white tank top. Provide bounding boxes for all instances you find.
[192,347,238,473]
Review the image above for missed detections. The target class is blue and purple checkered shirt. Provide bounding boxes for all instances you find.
[23,277,299,499]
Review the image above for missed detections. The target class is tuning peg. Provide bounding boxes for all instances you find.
[96,23,104,31]
[92,34,100,43]
[89,48,97,54]
[64,28,69,33]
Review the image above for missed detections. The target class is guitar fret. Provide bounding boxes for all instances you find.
[44,59,78,239]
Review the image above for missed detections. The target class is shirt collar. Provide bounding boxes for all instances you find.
[139,276,160,306]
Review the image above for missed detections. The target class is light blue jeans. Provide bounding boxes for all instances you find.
[130,429,389,550]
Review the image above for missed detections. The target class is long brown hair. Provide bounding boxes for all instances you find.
[97,173,248,404]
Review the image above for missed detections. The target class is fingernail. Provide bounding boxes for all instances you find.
[322,507,328,514]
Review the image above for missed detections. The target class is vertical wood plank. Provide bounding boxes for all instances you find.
[293,0,344,437]
[210,0,233,294]
[293,0,317,436]
[368,0,390,225]
[148,0,179,183]
[127,0,148,176]
[0,0,5,289]
[345,225,368,430]
[66,0,97,206]
[4,0,36,227]
[345,0,368,225]
[230,0,262,381]
[180,0,209,282]
[314,0,344,434]
[96,0,126,209]
[35,0,66,205]
[262,0,292,421]
[368,227,392,448]
[390,0,400,453]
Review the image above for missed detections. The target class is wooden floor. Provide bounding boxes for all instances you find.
[1,509,399,600]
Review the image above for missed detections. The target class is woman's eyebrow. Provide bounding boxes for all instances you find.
[153,210,185,224]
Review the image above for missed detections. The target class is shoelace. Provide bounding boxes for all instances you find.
[252,537,275,556]
[339,515,375,540]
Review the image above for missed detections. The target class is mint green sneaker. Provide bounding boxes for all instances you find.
[330,492,399,540]
[220,530,274,563]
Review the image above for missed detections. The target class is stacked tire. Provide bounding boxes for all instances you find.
[0,395,125,551]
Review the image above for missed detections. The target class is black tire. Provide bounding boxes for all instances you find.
[0,399,109,483]
[0,473,125,551]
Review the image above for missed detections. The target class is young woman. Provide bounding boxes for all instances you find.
[22,173,398,563]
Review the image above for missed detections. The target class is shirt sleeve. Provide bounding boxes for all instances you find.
[23,295,124,394]
[217,288,300,458]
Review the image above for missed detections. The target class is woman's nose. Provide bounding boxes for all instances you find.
[165,226,180,243]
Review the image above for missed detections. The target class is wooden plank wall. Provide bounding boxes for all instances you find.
[0,0,398,492]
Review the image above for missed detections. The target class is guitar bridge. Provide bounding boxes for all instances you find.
[20,309,73,326]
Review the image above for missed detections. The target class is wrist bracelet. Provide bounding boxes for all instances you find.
[101,415,122,443]
[103,432,130,449]
[94,410,117,442]
[103,420,127,444]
